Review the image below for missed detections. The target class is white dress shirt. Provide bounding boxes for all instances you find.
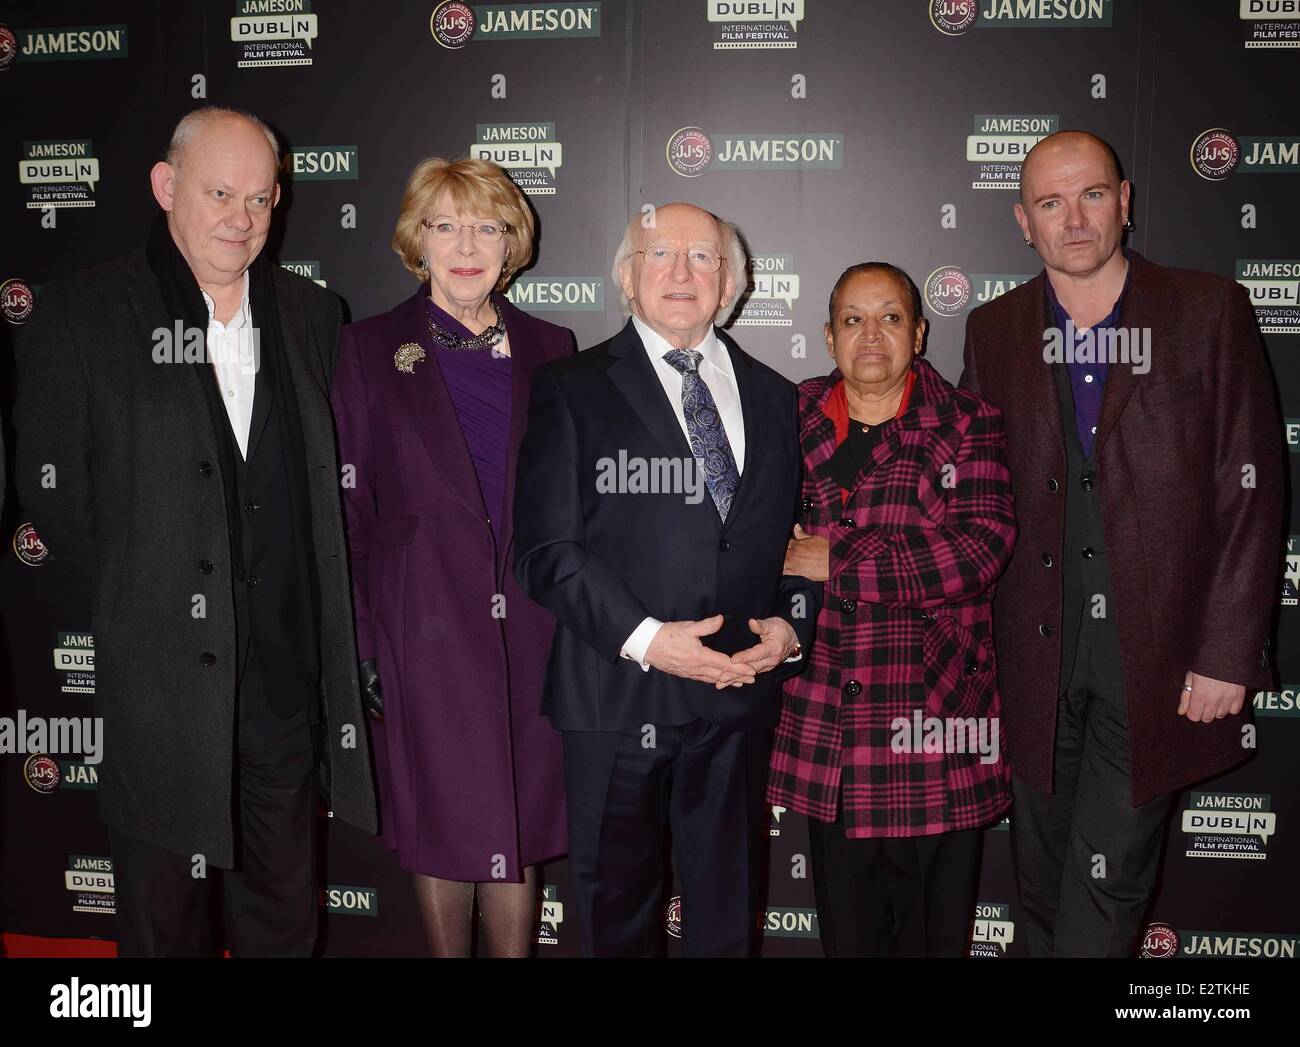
[200,272,256,459]
[620,316,746,669]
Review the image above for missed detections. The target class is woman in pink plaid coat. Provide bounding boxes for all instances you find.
[768,262,1016,957]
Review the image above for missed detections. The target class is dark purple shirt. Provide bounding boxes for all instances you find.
[1045,256,1131,458]
[425,296,512,535]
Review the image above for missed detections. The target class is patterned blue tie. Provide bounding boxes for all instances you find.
[663,348,741,521]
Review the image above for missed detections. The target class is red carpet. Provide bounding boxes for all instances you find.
[2,932,118,958]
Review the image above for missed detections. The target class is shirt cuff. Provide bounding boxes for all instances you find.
[620,617,663,672]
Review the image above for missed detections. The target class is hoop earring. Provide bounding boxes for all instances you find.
[1122,216,1134,231]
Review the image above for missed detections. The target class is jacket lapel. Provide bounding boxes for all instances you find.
[715,328,765,523]
[606,318,695,461]
[387,289,489,526]
[1094,251,1165,456]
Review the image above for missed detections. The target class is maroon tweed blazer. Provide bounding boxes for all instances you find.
[767,357,1015,837]
[960,250,1283,805]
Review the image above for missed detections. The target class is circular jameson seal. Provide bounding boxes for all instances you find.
[1,277,33,324]
[1140,922,1179,959]
[1190,128,1240,181]
[665,895,682,939]
[25,754,61,794]
[13,522,50,566]
[924,266,973,317]
[0,25,18,71]
[929,0,978,35]
[666,126,713,178]
[430,1,475,49]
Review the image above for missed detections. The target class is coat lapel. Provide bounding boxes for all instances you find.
[715,328,765,523]
[386,290,489,526]
[606,318,695,461]
[1094,251,1166,456]
[497,294,550,581]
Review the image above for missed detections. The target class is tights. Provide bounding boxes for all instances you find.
[411,865,538,958]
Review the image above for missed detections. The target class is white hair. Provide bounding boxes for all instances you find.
[611,208,749,327]
[165,106,280,169]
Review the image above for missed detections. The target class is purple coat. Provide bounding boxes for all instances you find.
[332,289,574,881]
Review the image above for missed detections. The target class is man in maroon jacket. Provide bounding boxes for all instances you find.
[960,130,1283,957]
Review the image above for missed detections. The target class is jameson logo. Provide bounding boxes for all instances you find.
[707,0,804,50]
[54,631,95,695]
[283,146,358,181]
[1237,260,1300,334]
[976,0,1112,26]
[474,2,601,39]
[1181,791,1277,860]
[970,902,1015,956]
[924,266,973,317]
[666,126,842,175]
[1240,137,1300,170]
[736,255,799,327]
[1239,0,1300,50]
[1254,686,1300,716]
[1180,931,1298,958]
[58,761,99,790]
[536,884,563,945]
[66,855,115,915]
[13,24,127,62]
[19,140,99,209]
[470,123,562,196]
[1282,534,1300,605]
[1192,129,1300,179]
[281,260,326,288]
[759,907,819,939]
[320,885,378,915]
[968,115,1056,189]
[505,277,602,310]
[972,273,1033,307]
[231,0,318,68]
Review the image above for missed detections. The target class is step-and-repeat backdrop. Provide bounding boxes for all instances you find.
[1,1,1297,957]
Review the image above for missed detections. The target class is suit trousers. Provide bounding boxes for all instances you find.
[1010,623,1178,957]
[109,650,319,957]
[561,719,772,957]
[807,812,982,958]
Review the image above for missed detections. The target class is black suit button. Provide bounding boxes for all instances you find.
[199,461,213,477]
[839,517,856,528]
[843,680,862,697]
[965,660,980,675]
[1039,624,1054,637]
[801,496,814,512]
[199,559,214,574]
[1082,547,1095,559]
[1047,477,1059,492]
[718,539,730,552]
[243,502,259,514]
[245,575,260,587]
[200,651,216,667]
[839,598,857,614]
[1041,553,1053,567]
[1081,475,1095,492]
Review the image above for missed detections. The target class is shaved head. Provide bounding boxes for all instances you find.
[1020,130,1122,204]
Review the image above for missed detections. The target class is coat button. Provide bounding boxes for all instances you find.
[965,660,980,675]
[1039,624,1053,637]
[918,611,935,623]
[243,502,259,514]
[839,597,857,614]
[1041,553,1053,567]
[1047,477,1059,492]
[245,575,260,587]
[801,496,813,512]
[843,680,862,697]
[1081,475,1094,492]
[200,651,216,667]
[1082,547,1095,559]
[718,538,730,552]
[198,461,213,477]
[839,517,856,528]
[199,559,214,574]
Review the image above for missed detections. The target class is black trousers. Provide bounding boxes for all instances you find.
[561,720,771,958]
[1010,626,1177,957]
[109,651,319,957]
[807,812,982,958]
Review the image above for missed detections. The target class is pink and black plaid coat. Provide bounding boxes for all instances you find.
[767,358,1016,837]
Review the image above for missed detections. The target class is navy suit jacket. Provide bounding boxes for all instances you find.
[514,318,821,732]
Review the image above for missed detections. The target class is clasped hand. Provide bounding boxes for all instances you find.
[644,615,799,690]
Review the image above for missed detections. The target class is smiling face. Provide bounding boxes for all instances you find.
[1015,134,1130,282]
[150,115,280,290]
[419,189,508,315]
[618,202,736,349]
[825,268,925,396]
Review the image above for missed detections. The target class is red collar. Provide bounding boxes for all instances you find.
[823,368,916,446]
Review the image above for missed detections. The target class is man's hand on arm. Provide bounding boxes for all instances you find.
[1178,670,1247,724]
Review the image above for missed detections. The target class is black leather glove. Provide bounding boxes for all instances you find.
[359,658,384,722]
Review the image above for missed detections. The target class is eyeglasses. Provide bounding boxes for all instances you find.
[635,245,724,274]
[421,218,509,243]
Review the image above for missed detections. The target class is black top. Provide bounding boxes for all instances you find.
[824,417,889,492]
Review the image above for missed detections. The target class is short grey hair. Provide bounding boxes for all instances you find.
[165,106,280,169]
[611,208,749,327]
